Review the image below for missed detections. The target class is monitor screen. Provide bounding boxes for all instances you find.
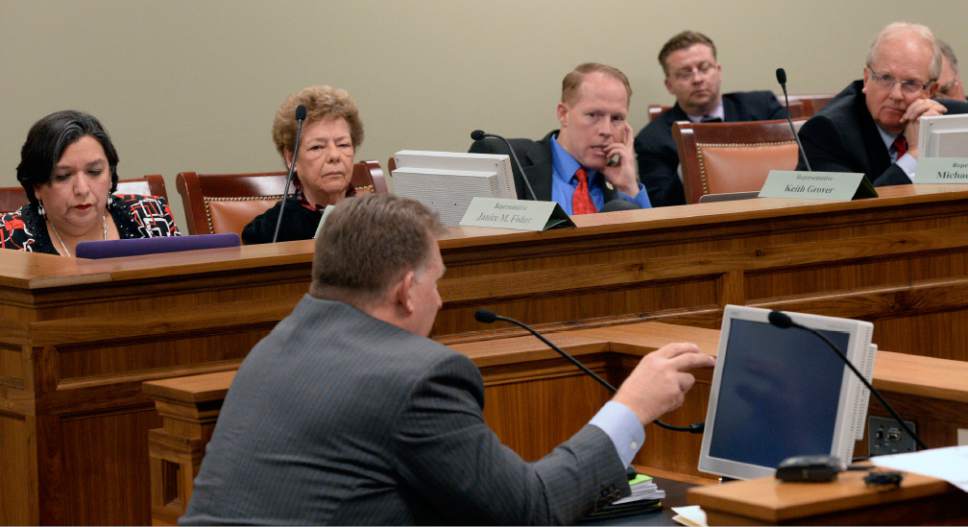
[698,305,874,480]
[708,319,848,469]
[917,113,968,158]
[389,150,517,226]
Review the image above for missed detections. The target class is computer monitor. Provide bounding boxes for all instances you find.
[917,113,968,158]
[76,233,240,259]
[389,150,517,226]
[698,305,875,480]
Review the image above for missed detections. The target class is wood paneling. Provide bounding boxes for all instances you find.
[7,185,968,523]
[143,321,968,523]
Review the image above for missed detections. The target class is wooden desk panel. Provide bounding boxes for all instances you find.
[5,185,968,524]
[142,321,968,524]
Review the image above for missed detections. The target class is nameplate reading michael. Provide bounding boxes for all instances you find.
[759,171,865,201]
[916,158,968,184]
[460,198,560,231]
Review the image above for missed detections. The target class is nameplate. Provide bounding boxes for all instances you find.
[460,197,575,231]
[759,171,868,201]
[916,158,968,184]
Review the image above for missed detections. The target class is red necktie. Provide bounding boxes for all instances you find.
[893,134,908,159]
[572,168,597,215]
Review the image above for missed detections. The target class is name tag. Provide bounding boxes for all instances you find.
[916,158,968,184]
[759,171,868,201]
[460,197,574,231]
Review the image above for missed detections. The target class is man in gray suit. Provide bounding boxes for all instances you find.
[181,194,713,525]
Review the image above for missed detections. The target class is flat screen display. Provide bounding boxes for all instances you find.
[708,319,850,469]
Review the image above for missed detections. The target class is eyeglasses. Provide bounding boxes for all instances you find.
[866,67,932,95]
[671,61,717,81]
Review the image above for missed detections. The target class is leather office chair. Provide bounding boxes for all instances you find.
[785,94,834,117]
[175,161,386,235]
[672,119,806,204]
[0,174,169,213]
[648,104,671,123]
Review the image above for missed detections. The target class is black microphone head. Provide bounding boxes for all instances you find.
[775,68,787,86]
[768,310,795,329]
[474,309,498,323]
[470,129,486,141]
[295,104,308,121]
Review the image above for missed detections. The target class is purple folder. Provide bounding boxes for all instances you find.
[76,233,240,259]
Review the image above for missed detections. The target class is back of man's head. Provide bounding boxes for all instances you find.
[658,30,717,76]
[310,193,445,306]
[867,22,941,80]
[561,62,632,106]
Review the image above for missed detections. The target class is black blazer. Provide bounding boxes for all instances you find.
[633,91,787,207]
[469,130,622,204]
[797,80,968,186]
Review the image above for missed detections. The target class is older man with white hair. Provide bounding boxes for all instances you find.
[797,22,968,186]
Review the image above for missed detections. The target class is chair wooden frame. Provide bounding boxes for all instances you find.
[672,119,805,204]
[175,160,386,235]
[0,174,169,213]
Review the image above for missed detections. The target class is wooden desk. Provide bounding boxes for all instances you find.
[5,184,968,524]
[143,321,968,524]
[688,469,965,525]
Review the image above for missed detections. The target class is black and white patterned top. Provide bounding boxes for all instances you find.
[0,194,180,254]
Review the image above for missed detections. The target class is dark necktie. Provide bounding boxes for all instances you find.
[892,134,908,159]
[572,168,597,215]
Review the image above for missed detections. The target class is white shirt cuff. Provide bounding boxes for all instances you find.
[589,401,645,468]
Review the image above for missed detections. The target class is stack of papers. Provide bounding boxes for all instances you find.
[584,472,664,521]
[611,473,666,504]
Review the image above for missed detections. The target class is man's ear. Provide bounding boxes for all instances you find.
[556,102,569,128]
[393,270,417,315]
[927,80,939,98]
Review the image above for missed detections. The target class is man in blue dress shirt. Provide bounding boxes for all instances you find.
[471,63,652,214]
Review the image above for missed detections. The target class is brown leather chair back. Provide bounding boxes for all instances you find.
[672,119,806,204]
[176,161,386,235]
[785,94,834,118]
[648,104,671,123]
[0,174,169,213]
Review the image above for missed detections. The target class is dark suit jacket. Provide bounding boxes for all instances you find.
[634,91,786,206]
[469,130,622,204]
[181,295,629,525]
[797,80,968,186]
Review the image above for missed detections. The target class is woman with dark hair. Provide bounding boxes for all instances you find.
[0,110,179,255]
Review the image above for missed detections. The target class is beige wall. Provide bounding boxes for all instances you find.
[2,0,967,228]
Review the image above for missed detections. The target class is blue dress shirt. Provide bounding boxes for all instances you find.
[589,401,646,468]
[875,126,917,179]
[550,135,652,214]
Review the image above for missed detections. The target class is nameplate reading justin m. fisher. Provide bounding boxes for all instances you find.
[759,171,865,201]
[916,158,968,184]
[460,197,557,231]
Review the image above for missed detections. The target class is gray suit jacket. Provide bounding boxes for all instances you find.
[181,295,629,525]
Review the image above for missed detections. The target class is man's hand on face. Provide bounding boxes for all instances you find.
[602,122,641,196]
[903,98,948,158]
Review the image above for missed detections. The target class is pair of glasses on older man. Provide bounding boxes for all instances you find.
[866,67,934,95]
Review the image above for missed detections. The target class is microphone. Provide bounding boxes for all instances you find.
[767,310,927,450]
[470,130,539,201]
[775,68,813,171]
[474,309,704,434]
[272,104,309,243]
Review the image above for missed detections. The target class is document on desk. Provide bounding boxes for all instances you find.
[871,445,968,492]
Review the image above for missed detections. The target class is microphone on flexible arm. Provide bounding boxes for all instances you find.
[470,130,539,201]
[775,68,813,171]
[271,104,308,243]
[474,309,705,434]
[767,310,926,450]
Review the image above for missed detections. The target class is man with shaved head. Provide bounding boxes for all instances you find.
[797,22,968,186]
